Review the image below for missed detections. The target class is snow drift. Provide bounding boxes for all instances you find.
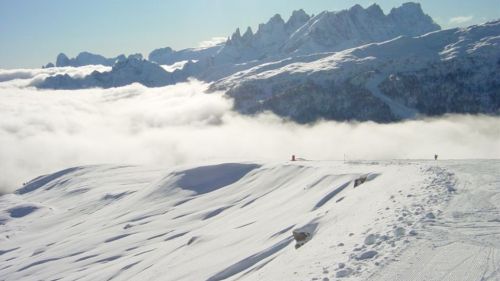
[0,160,459,280]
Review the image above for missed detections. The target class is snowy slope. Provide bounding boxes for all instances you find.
[0,159,486,281]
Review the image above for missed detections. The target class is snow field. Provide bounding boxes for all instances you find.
[0,160,462,280]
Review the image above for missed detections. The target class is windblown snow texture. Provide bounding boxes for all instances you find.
[2,160,496,280]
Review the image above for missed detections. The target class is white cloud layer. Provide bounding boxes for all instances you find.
[449,15,474,25]
[0,67,499,194]
[198,36,227,48]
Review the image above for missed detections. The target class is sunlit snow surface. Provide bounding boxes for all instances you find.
[1,160,499,281]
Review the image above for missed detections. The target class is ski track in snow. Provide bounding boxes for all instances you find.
[0,160,498,281]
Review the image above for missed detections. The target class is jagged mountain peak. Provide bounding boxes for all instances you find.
[231,28,242,41]
[56,53,70,67]
[289,9,308,18]
[286,9,311,33]
[268,13,285,25]
[281,2,441,54]
[243,27,254,40]
[388,2,440,36]
[287,9,310,23]
[366,3,385,17]
[390,2,424,15]
[256,13,286,35]
[219,2,441,62]
[349,3,365,12]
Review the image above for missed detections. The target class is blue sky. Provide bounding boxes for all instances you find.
[1,0,498,69]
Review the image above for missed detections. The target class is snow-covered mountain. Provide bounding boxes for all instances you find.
[1,160,498,280]
[213,20,500,123]
[50,52,139,68]
[216,3,439,63]
[39,2,441,90]
[38,57,174,89]
[35,2,499,122]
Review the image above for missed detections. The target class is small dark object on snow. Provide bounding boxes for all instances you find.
[292,230,311,249]
[291,155,296,161]
[354,176,367,187]
[434,154,438,160]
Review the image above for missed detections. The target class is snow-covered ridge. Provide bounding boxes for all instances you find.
[49,52,142,68]
[216,2,439,63]
[0,160,464,280]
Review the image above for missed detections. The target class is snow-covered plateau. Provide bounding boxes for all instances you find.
[1,160,499,281]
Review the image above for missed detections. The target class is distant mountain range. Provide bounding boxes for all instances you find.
[38,2,499,123]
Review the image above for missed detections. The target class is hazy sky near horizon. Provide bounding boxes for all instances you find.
[1,0,499,69]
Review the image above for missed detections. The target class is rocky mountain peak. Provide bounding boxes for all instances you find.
[286,9,311,33]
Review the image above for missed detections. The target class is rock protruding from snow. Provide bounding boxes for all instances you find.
[37,57,173,89]
[292,222,318,249]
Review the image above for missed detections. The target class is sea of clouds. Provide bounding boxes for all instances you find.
[0,67,499,194]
